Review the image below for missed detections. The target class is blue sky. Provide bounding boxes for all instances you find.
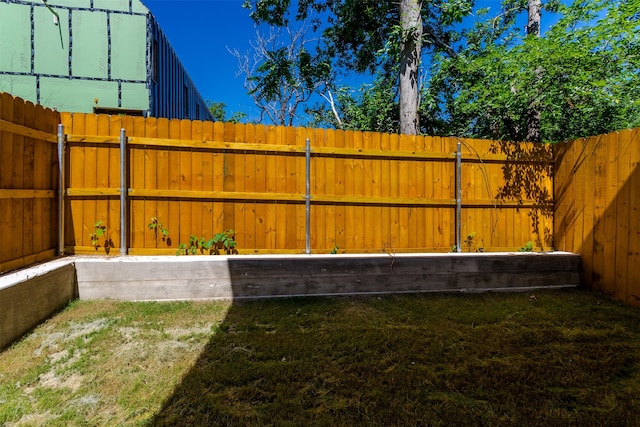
[143,0,260,120]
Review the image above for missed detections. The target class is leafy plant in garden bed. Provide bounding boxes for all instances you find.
[176,229,238,255]
[89,220,114,253]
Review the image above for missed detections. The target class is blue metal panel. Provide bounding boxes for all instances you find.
[148,14,212,121]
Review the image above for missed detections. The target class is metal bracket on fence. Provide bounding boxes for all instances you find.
[57,124,65,256]
[120,128,128,255]
[305,138,311,254]
[456,141,462,253]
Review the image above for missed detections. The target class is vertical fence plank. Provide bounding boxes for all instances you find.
[580,136,597,288]
[265,125,278,250]
[324,128,337,252]
[143,117,159,250]
[284,126,297,250]
[32,104,47,254]
[627,128,640,304]
[130,116,146,251]
[156,118,170,250]
[222,122,236,242]
[11,98,25,260]
[201,120,215,240]
[179,119,194,246]
[311,128,325,252]
[191,120,205,248]
[233,123,247,248]
[613,129,631,302]
[592,134,608,292]
[602,132,619,297]
[244,123,256,251]
[253,124,268,251]
[21,101,36,258]
[168,119,182,244]
[388,133,400,252]
[334,129,346,251]
[398,134,412,250]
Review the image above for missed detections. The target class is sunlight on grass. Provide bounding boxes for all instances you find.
[2,289,640,426]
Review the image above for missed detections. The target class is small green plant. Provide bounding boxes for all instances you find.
[176,230,238,256]
[519,241,534,252]
[89,220,114,253]
[463,232,476,252]
[330,245,339,254]
[148,217,170,247]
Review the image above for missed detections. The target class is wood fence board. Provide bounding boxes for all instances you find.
[579,137,596,287]
[254,124,268,250]
[311,128,326,250]
[22,99,36,258]
[333,129,346,250]
[155,118,170,249]
[602,132,619,297]
[613,129,632,302]
[324,129,337,251]
[168,119,182,244]
[627,128,640,304]
[591,134,607,291]
[243,124,257,250]
[191,120,205,249]
[222,122,236,239]
[143,117,159,249]
[130,116,146,250]
[179,119,194,247]
[400,134,414,250]
[11,98,25,260]
[32,106,45,253]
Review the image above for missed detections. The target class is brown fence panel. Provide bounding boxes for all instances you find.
[0,93,59,273]
[59,112,553,255]
[554,128,640,306]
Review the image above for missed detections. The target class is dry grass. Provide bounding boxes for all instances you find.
[2,288,640,426]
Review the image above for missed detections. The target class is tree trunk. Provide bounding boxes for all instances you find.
[526,0,542,142]
[399,0,422,135]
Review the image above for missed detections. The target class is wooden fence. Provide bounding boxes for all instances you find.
[554,129,640,306]
[0,93,59,273]
[57,112,553,255]
[0,93,553,270]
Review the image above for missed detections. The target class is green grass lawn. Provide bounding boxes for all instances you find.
[2,288,640,426]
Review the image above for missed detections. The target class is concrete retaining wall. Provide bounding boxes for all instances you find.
[1,252,580,349]
[0,259,77,350]
[74,252,580,301]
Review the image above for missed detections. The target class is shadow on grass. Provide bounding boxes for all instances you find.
[148,289,640,426]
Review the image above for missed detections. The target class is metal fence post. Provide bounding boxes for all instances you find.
[305,138,311,254]
[57,124,65,256]
[456,141,462,253]
[120,128,128,255]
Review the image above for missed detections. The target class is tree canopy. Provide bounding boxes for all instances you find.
[236,0,639,142]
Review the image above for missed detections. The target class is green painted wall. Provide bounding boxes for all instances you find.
[0,0,150,113]
[110,13,148,81]
[71,10,108,79]
[40,78,118,112]
[0,3,31,73]
[33,6,70,76]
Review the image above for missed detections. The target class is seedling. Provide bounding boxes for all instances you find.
[519,241,534,252]
[89,220,114,253]
[148,217,170,247]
